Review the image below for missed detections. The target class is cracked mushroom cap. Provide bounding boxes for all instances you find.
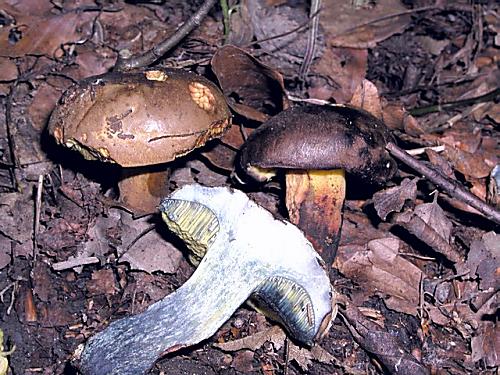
[48,69,231,167]
[239,104,397,184]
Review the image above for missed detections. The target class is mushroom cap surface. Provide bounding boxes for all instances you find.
[48,69,231,167]
[239,104,397,184]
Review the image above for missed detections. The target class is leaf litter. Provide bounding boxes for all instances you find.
[0,1,499,374]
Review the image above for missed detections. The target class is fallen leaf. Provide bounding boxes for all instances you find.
[311,47,367,103]
[215,325,286,352]
[443,146,493,179]
[349,79,383,119]
[202,125,247,171]
[0,7,93,57]
[471,322,499,368]
[212,45,288,122]
[246,0,309,77]
[335,237,422,315]
[231,350,255,373]
[467,231,499,291]
[86,269,118,297]
[414,198,452,243]
[426,148,455,178]
[0,235,12,271]
[118,211,183,274]
[0,57,18,81]
[321,0,412,49]
[372,178,418,220]
[28,82,65,131]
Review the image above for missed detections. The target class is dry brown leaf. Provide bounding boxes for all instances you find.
[471,322,499,368]
[86,269,118,297]
[0,57,18,81]
[118,211,183,274]
[426,148,455,178]
[246,0,309,77]
[202,125,246,171]
[321,0,412,49]
[372,178,418,221]
[288,344,313,371]
[231,350,256,373]
[0,235,12,271]
[97,5,175,57]
[212,45,288,122]
[349,79,383,119]
[28,82,65,131]
[443,147,493,179]
[467,231,499,291]
[0,8,93,57]
[310,47,367,103]
[214,325,286,352]
[414,198,452,243]
[335,237,422,315]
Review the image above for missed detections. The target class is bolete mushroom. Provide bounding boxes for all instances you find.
[48,69,231,214]
[238,104,397,266]
[80,184,335,375]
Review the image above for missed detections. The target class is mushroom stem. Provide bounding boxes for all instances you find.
[285,170,346,267]
[80,185,334,375]
[117,167,170,215]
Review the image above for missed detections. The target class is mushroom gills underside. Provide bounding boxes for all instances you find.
[160,191,330,343]
[161,198,220,264]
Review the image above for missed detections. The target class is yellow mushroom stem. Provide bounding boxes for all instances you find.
[285,169,346,267]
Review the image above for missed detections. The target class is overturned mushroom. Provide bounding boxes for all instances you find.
[80,184,334,375]
[48,69,231,214]
[238,104,397,266]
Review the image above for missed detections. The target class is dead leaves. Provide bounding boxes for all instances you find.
[0,2,93,58]
[215,325,336,372]
[372,178,418,221]
[212,45,288,122]
[335,237,422,315]
[321,0,413,49]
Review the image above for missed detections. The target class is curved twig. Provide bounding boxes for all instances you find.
[115,0,218,71]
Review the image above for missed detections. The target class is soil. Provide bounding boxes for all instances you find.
[0,1,498,375]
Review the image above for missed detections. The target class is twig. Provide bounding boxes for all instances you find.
[327,5,437,42]
[3,86,19,192]
[409,88,500,116]
[299,0,321,79]
[115,0,218,71]
[386,142,500,225]
[0,281,18,316]
[244,9,321,48]
[33,174,44,261]
[52,256,100,271]
[405,145,445,156]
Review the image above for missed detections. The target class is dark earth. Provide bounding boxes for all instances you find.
[0,0,498,374]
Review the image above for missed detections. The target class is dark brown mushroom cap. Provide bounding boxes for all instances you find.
[48,69,231,167]
[239,104,397,184]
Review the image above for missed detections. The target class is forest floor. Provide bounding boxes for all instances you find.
[0,0,498,374]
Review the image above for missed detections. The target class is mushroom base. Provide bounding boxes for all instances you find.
[285,169,346,267]
[118,166,170,215]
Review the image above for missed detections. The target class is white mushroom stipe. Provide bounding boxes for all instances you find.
[80,185,335,375]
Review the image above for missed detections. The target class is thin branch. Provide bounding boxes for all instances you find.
[115,0,218,71]
[386,142,500,225]
[299,0,321,79]
[409,88,500,116]
[244,9,321,48]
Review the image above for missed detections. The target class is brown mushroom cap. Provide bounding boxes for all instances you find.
[48,69,231,167]
[239,104,397,184]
